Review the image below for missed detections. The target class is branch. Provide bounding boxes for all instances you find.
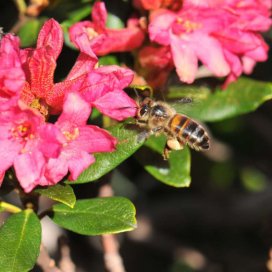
[58,236,76,272]
[37,244,62,272]
[99,184,126,272]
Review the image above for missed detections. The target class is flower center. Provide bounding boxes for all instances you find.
[174,17,201,34]
[161,0,183,11]
[30,98,49,118]
[86,27,99,39]
[11,122,34,142]
[62,127,79,144]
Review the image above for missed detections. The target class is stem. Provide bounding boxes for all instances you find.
[37,244,63,272]
[0,201,21,213]
[13,0,27,15]
[99,183,126,272]
[58,237,76,272]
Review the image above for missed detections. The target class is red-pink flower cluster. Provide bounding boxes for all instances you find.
[0,19,136,192]
[69,0,271,88]
[69,2,145,56]
[146,0,272,87]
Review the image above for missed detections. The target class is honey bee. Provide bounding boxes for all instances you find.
[136,96,210,159]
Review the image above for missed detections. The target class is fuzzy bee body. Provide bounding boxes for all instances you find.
[136,97,210,159]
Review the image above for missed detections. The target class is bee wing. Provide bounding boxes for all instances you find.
[166,85,210,115]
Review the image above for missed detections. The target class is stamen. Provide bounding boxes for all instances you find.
[62,127,80,143]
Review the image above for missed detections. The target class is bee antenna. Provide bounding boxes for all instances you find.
[133,88,140,99]
[117,106,138,110]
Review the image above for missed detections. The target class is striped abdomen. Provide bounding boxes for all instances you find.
[169,114,210,151]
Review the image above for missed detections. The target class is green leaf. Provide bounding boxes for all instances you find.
[138,135,191,187]
[99,55,119,66]
[106,13,125,29]
[0,210,41,272]
[72,123,144,184]
[35,184,76,208]
[50,197,136,235]
[169,78,272,122]
[17,18,47,47]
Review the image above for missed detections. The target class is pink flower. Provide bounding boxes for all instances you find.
[0,18,137,192]
[19,18,136,119]
[44,93,117,184]
[20,18,97,115]
[0,103,62,192]
[0,34,25,109]
[133,0,183,10]
[138,45,173,88]
[81,65,137,120]
[69,2,145,56]
[148,1,272,86]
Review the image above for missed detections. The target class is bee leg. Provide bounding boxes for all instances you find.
[163,145,171,160]
[163,138,184,160]
[151,126,164,136]
[137,130,150,143]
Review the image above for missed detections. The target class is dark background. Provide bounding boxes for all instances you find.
[1,1,272,271]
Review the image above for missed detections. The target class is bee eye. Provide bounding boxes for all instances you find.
[152,105,166,117]
[140,105,149,116]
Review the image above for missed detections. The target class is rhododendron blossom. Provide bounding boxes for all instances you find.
[0,34,25,109]
[0,18,137,192]
[69,1,145,56]
[148,0,272,86]
[134,0,183,11]
[44,93,117,185]
[0,103,61,192]
[138,45,173,88]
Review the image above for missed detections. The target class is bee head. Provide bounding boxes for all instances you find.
[137,97,153,121]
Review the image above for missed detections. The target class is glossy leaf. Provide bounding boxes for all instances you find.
[50,197,137,235]
[107,13,125,29]
[0,210,41,272]
[138,135,191,187]
[168,78,272,122]
[35,184,76,208]
[72,124,144,184]
[18,18,47,47]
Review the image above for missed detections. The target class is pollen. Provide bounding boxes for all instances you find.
[11,122,34,141]
[62,127,80,142]
[30,98,49,118]
[176,17,201,33]
[86,27,99,39]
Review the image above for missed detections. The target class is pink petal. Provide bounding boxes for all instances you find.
[66,53,97,81]
[38,123,62,158]
[71,32,99,61]
[222,50,242,88]
[0,34,25,97]
[26,47,55,100]
[191,33,230,77]
[48,75,87,113]
[149,9,176,45]
[45,156,69,184]
[67,151,95,180]
[91,2,107,32]
[0,139,20,173]
[74,126,117,153]
[93,90,137,120]
[0,171,4,187]
[57,92,91,127]
[37,19,64,60]
[95,65,134,89]
[14,151,46,193]
[242,56,256,74]
[94,25,145,55]
[170,33,198,83]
